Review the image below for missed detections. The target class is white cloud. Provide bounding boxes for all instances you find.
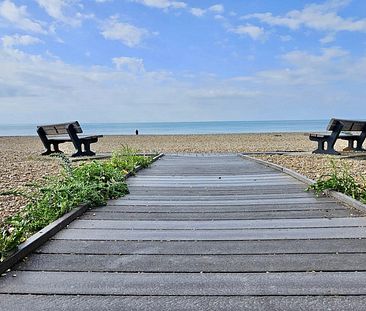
[280,35,292,42]
[36,0,93,27]
[0,46,366,123]
[233,47,352,87]
[101,18,149,47]
[189,4,224,17]
[0,0,45,33]
[320,32,336,44]
[230,24,266,41]
[190,8,205,17]
[1,34,42,48]
[112,56,145,73]
[208,4,224,14]
[132,0,187,9]
[243,0,366,33]
[282,47,348,66]
[214,15,225,21]
[188,88,261,99]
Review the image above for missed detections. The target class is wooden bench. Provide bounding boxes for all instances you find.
[37,121,103,157]
[309,118,366,155]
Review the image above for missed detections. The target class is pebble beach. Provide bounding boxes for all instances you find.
[1,133,366,223]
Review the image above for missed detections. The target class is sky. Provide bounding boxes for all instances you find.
[0,0,366,124]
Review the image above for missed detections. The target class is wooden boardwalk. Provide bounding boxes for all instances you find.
[1,154,366,310]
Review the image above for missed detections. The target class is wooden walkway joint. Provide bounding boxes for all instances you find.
[1,154,366,310]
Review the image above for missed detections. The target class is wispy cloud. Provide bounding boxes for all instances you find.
[1,34,42,48]
[230,24,266,41]
[189,3,225,17]
[36,0,94,27]
[0,0,46,33]
[112,56,145,73]
[132,0,187,10]
[243,0,366,33]
[190,7,205,17]
[208,4,224,14]
[100,17,150,47]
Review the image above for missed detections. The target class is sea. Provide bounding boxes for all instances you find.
[0,120,328,136]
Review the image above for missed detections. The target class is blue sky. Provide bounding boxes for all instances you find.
[0,0,366,123]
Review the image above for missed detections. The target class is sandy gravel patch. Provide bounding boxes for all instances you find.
[255,154,366,184]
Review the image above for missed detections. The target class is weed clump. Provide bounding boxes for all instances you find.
[0,147,153,260]
[308,160,366,203]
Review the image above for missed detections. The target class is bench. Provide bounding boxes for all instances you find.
[309,118,366,155]
[37,121,103,157]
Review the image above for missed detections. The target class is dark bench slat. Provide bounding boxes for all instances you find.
[37,121,102,157]
[328,119,366,132]
[310,118,366,154]
[309,133,356,139]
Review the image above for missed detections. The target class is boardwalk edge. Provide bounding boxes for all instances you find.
[240,154,366,215]
[0,153,164,274]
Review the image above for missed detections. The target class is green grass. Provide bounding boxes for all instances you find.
[0,146,153,260]
[308,159,366,203]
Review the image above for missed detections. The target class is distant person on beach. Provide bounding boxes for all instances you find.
[135,129,139,135]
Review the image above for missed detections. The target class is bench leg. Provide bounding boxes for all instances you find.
[52,142,64,154]
[342,139,354,152]
[71,142,95,157]
[342,139,366,152]
[41,143,63,156]
[41,149,52,156]
[312,140,325,154]
[83,142,96,156]
[355,139,366,152]
[312,139,340,155]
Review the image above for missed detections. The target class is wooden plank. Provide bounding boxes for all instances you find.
[54,227,366,241]
[36,239,366,255]
[81,209,354,220]
[15,253,366,273]
[122,192,318,200]
[108,198,333,206]
[98,203,343,213]
[2,271,366,295]
[2,295,366,311]
[0,295,366,311]
[129,175,292,181]
[126,181,302,187]
[129,188,308,195]
[68,217,366,230]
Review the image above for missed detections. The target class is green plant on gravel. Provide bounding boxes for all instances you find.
[111,145,151,172]
[308,159,366,203]
[0,147,153,260]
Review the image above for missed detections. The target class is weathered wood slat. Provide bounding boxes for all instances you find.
[122,192,318,200]
[126,181,302,187]
[36,239,366,255]
[1,295,366,311]
[81,209,353,220]
[68,217,366,230]
[97,203,343,213]
[54,227,366,241]
[109,198,333,206]
[2,271,366,295]
[16,253,366,272]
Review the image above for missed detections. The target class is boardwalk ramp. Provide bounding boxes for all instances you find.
[1,154,366,310]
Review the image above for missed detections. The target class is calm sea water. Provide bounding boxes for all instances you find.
[0,120,328,136]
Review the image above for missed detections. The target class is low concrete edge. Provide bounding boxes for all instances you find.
[240,153,366,214]
[0,153,164,274]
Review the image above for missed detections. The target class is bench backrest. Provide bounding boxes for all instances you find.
[327,118,366,132]
[37,121,82,136]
